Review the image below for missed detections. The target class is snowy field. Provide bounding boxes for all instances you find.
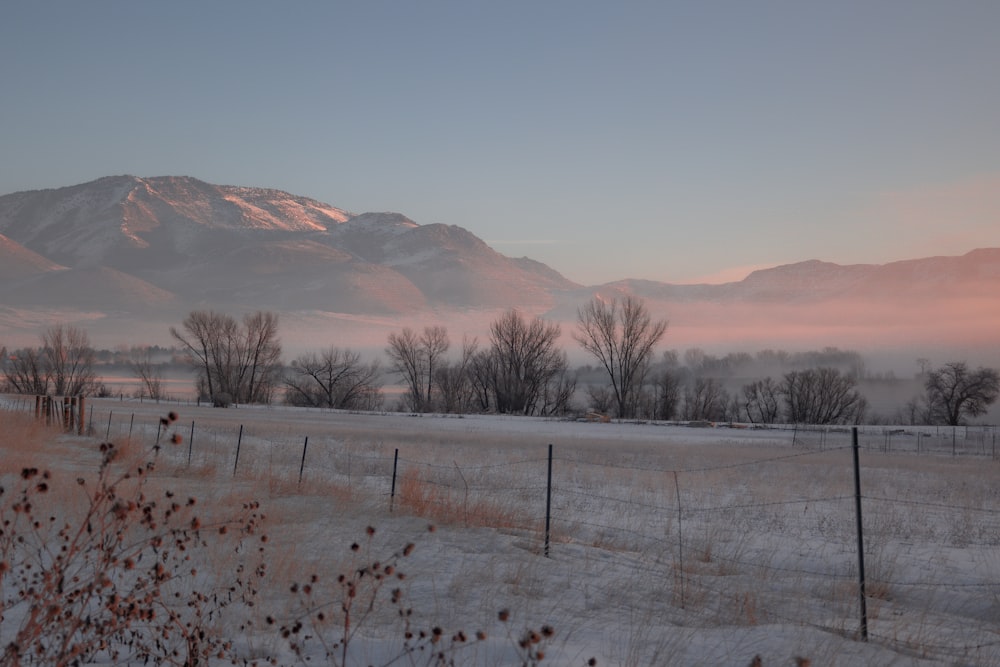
[2,396,999,666]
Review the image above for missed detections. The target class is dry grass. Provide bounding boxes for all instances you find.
[394,468,532,532]
[0,410,67,470]
[0,408,268,665]
[7,400,999,665]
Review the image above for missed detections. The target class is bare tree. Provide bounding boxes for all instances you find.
[433,336,478,414]
[386,327,450,412]
[237,311,283,404]
[171,310,225,401]
[477,310,567,415]
[585,384,615,414]
[924,362,1000,425]
[900,396,930,425]
[170,310,282,405]
[782,367,867,425]
[652,370,682,421]
[3,347,48,394]
[538,366,578,417]
[128,346,165,400]
[468,346,498,413]
[208,314,242,403]
[682,377,729,421]
[742,377,782,424]
[284,347,382,410]
[421,325,450,408]
[3,326,98,396]
[43,325,98,396]
[575,295,667,418]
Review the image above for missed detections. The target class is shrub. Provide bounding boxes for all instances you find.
[0,412,267,665]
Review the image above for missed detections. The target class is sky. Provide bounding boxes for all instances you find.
[2,2,999,286]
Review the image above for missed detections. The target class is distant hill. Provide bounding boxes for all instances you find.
[1,175,998,358]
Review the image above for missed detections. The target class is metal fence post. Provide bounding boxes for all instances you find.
[390,448,399,512]
[233,424,243,476]
[544,444,553,558]
[852,427,869,641]
[298,436,309,484]
[674,469,685,609]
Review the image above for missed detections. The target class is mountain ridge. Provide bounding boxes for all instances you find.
[1,175,998,355]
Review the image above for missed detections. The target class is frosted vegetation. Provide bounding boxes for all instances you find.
[2,299,998,427]
[2,400,999,665]
[1,297,998,664]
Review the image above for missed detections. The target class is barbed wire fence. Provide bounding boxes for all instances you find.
[4,396,1000,665]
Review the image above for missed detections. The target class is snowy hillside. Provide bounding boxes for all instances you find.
[0,176,999,356]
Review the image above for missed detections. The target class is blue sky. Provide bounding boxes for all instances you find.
[2,2,999,285]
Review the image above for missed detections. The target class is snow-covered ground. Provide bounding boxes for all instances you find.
[2,397,998,666]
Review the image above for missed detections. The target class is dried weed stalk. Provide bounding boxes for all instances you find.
[0,412,268,666]
[274,525,595,667]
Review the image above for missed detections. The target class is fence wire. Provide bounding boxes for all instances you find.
[5,397,1000,665]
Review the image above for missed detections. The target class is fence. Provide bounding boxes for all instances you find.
[4,397,1000,664]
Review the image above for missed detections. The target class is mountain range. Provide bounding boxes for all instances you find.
[1,175,998,359]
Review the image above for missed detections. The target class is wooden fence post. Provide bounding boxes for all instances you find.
[77,396,86,435]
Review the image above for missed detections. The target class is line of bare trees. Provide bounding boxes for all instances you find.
[3,300,997,426]
[741,368,868,425]
[385,311,574,417]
